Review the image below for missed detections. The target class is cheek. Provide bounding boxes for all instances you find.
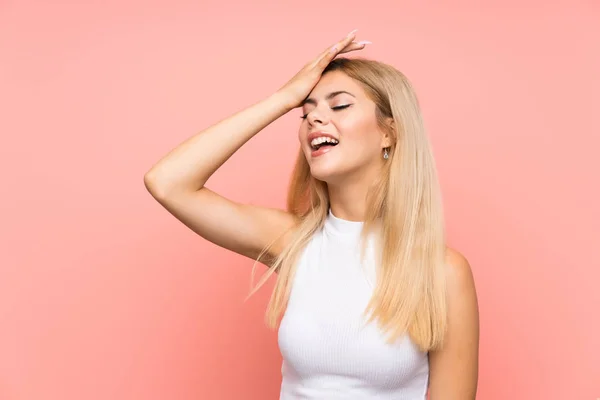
[298,127,309,149]
[338,115,380,151]
[298,125,307,147]
[298,128,313,160]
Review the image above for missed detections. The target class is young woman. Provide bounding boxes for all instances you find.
[144,29,479,399]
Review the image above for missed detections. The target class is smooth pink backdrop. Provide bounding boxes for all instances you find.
[1,1,598,399]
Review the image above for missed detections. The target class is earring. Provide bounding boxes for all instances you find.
[383,148,389,160]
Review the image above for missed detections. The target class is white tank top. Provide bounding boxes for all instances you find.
[278,210,429,399]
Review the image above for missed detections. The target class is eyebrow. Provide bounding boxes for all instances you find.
[302,90,356,106]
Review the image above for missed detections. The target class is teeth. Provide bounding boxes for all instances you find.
[310,136,339,148]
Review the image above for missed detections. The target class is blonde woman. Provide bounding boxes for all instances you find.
[144,29,479,399]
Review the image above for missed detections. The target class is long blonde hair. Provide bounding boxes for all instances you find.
[251,57,448,352]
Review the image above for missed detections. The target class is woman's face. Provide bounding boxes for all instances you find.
[298,70,390,184]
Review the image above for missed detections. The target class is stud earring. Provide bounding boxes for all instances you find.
[383,148,389,160]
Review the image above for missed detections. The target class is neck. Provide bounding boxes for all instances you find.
[327,178,371,222]
[326,158,385,222]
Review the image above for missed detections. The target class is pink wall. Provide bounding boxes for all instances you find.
[1,1,598,399]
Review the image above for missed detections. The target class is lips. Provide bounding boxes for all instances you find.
[308,131,338,142]
[308,131,339,147]
[311,144,336,158]
[307,131,339,158]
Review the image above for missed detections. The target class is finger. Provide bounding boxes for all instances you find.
[327,29,358,55]
[314,29,359,66]
[338,40,372,54]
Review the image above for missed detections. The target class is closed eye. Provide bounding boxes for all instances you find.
[332,104,352,111]
[300,104,353,119]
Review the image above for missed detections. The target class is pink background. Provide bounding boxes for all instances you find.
[1,1,598,399]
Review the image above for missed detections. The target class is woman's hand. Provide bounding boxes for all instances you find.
[276,29,370,110]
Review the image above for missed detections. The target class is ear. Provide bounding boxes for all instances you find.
[380,117,395,148]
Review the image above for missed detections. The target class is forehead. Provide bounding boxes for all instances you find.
[308,70,366,99]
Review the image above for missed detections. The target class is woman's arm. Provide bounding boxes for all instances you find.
[143,31,366,262]
[144,92,299,261]
[428,248,480,399]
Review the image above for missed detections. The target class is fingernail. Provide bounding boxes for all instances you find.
[330,45,339,53]
[347,29,358,37]
[355,40,372,45]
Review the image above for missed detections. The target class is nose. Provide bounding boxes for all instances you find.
[306,107,330,125]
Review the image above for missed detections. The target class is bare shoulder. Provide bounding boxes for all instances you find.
[442,246,479,342]
[427,247,480,398]
[444,247,477,293]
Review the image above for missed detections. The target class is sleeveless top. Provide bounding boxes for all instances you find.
[278,210,429,399]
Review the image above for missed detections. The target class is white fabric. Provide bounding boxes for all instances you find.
[278,210,429,399]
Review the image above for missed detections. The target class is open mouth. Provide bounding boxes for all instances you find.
[310,137,339,151]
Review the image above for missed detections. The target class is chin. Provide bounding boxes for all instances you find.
[309,163,346,184]
[303,147,359,184]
